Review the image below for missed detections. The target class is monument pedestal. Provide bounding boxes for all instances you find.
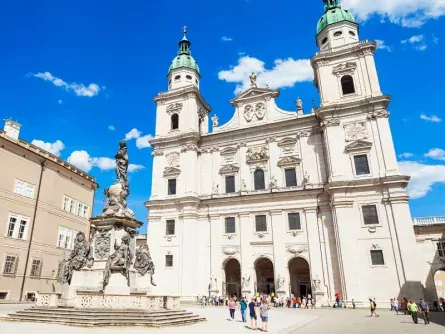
[209,289,219,296]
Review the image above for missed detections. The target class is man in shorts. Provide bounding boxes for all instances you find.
[248,298,257,330]
[260,298,270,332]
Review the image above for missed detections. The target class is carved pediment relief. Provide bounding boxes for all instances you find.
[166,103,183,115]
[243,102,267,122]
[246,146,269,163]
[163,167,181,178]
[277,155,301,167]
[286,244,308,254]
[222,247,239,255]
[219,164,240,175]
[345,140,373,153]
[344,121,368,142]
[278,137,297,147]
[332,62,357,77]
[230,87,279,106]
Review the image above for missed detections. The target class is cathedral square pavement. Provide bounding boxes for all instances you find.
[1,304,444,334]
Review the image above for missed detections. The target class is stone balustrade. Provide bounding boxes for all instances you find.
[413,216,445,226]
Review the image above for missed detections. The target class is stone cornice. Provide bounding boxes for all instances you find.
[149,131,200,147]
[311,40,376,65]
[326,175,410,192]
[316,95,391,119]
[0,131,98,188]
[154,85,212,112]
[145,195,200,209]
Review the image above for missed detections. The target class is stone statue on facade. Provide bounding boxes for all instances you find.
[103,233,133,288]
[209,273,217,290]
[276,274,285,291]
[303,171,310,184]
[63,232,94,285]
[242,273,251,290]
[211,114,219,127]
[313,274,321,291]
[241,179,247,192]
[249,72,257,87]
[296,97,303,113]
[213,183,219,194]
[269,175,278,190]
[101,140,135,220]
[133,245,156,286]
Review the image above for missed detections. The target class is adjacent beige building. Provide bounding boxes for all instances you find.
[0,119,98,301]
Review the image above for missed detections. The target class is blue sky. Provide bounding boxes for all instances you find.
[1,0,445,232]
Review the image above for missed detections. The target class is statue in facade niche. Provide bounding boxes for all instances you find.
[249,72,257,87]
[269,175,278,189]
[276,274,285,291]
[209,273,217,290]
[63,232,94,285]
[133,245,156,286]
[211,114,219,127]
[242,273,251,290]
[101,140,135,220]
[103,233,133,288]
[241,179,247,192]
[313,274,321,291]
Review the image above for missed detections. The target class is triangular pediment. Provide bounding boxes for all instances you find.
[220,146,238,156]
[345,140,373,153]
[163,167,181,177]
[219,164,240,175]
[230,87,280,106]
[277,155,301,167]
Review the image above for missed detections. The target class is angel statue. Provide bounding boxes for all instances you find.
[249,72,257,87]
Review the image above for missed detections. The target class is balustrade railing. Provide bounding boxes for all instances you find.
[413,216,445,226]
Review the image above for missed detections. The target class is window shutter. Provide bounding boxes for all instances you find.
[13,256,19,276]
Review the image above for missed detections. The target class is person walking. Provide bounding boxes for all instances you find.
[419,298,430,325]
[228,298,236,321]
[260,298,270,332]
[239,297,248,323]
[352,299,356,309]
[201,295,206,308]
[369,298,379,317]
[393,298,399,314]
[248,298,257,330]
[409,299,419,324]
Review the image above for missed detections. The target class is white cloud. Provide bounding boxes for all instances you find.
[375,40,392,52]
[399,160,445,199]
[342,0,445,27]
[398,152,413,159]
[136,134,154,149]
[58,100,63,104]
[108,125,116,131]
[424,148,445,161]
[221,36,233,42]
[401,35,424,44]
[433,34,440,44]
[218,55,313,94]
[420,114,442,122]
[415,44,428,51]
[67,150,144,173]
[31,139,65,157]
[125,128,142,140]
[31,72,101,97]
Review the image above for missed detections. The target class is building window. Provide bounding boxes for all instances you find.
[437,242,445,257]
[174,75,181,81]
[3,254,18,275]
[288,213,301,230]
[171,113,179,130]
[166,220,175,235]
[57,261,64,281]
[58,227,74,249]
[370,250,385,266]
[285,168,297,187]
[362,205,379,225]
[30,259,43,277]
[165,255,173,267]
[14,180,35,198]
[6,214,29,239]
[0,292,8,299]
[77,202,89,218]
[255,215,267,232]
[225,175,235,193]
[354,155,370,175]
[63,196,77,214]
[186,75,192,80]
[341,75,355,95]
[225,217,236,234]
[168,179,177,195]
[254,169,265,190]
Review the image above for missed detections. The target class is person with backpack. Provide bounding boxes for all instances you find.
[369,298,379,317]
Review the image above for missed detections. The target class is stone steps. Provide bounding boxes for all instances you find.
[4,307,206,327]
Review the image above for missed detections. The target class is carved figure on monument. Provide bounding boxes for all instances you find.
[94,227,112,260]
[209,273,217,290]
[276,274,285,291]
[303,171,310,184]
[241,179,247,191]
[249,72,257,87]
[211,114,219,127]
[63,232,94,285]
[133,245,156,286]
[101,140,135,220]
[296,97,303,112]
[242,273,251,290]
[269,175,278,189]
[103,233,133,288]
[313,274,321,291]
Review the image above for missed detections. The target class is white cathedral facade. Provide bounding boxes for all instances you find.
[146,0,424,306]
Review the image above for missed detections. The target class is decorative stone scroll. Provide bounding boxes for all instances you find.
[286,244,308,255]
[367,110,390,119]
[344,121,368,142]
[321,118,340,128]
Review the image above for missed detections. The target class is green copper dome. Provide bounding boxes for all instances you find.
[317,0,356,34]
[168,30,200,75]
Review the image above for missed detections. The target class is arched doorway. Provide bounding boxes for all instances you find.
[288,257,312,298]
[224,258,241,298]
[255,258,275,295]
[434,269,445,304]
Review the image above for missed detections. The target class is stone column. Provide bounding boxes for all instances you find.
[304,208,328,306]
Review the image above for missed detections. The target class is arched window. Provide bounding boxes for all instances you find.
[341,75,355,95]
[171,113,179,130]
[254,169,265,190]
